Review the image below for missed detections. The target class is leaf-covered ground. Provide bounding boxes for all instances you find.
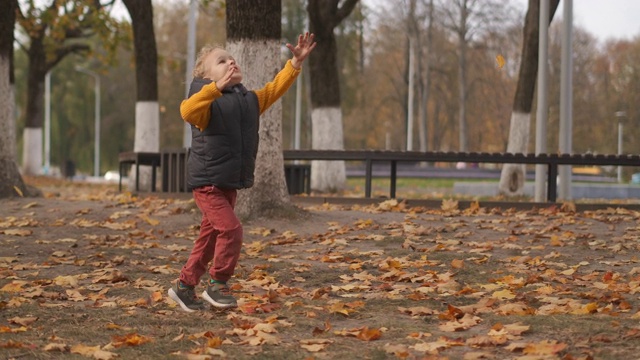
[2,180,640,359]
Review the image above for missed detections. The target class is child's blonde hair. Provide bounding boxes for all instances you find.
[193,44,225,78]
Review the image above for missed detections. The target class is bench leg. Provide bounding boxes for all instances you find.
[547,164,557,202]
[365,159,373,198]
[390,161,397,199]
[151,164,157,192]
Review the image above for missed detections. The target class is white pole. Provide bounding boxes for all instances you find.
[535,0,549,202]
[183,0,197,148]
[406,38,415,151]
[558,0,573,200]
[44,71,51,175]
[616,111,626,182]
[618,121,623,182]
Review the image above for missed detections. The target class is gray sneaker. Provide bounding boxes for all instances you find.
[202,282,237,309]
[168,283,206,312]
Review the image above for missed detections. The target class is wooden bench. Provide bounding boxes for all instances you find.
[118,152,161,192]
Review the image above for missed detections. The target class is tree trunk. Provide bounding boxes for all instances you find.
[225,0,294,219]
[306,0,358,192]
[22,36,47,175]
[498,0,560,196]
[123,0,160,191]
[0,0,29,198]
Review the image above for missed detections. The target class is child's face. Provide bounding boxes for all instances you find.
[203,48,242,85]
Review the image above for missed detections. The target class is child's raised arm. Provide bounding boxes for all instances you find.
[254,32,317,114]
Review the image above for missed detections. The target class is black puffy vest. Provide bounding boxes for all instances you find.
[185,78,259,190]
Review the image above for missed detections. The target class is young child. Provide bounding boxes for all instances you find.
[168,33,316,312]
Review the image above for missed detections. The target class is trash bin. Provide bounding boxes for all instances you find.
[284,164,310,195]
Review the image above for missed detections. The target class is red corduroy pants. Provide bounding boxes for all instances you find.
[179,185,243,286]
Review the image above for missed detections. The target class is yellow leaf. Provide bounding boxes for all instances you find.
[13,186,24,197]
[492,289,516,300]
[300,343,328,352]
[70,344,101,356]
[523,340,567,355]
[43,343,69,352]
[0,281,27,293]
[441,199,459,212]
[550,235,563,246]
[496,54,505,69]
[2,229,32,236]
[139,214,159,226]
[8,316,38,326]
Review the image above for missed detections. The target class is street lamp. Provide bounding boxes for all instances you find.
[615,111,626,183]
[75,67,101,178]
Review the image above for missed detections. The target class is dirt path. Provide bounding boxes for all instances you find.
[2,181,640,359]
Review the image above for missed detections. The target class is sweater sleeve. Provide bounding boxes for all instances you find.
[254,60,301,115]
[180,82,223,131]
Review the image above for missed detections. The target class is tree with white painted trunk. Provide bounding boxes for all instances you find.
[226,0,296,219]
[123,0,160,191]
[306,0,359,192]
[15,0,119,176]
[498,0,559,196]
[0,0,29,198]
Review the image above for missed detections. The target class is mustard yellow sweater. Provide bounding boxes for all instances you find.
[180,60,301,131]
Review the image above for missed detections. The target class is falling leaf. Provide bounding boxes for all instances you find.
[13,186,24,197]
[451,259,465,269]
[496,54,505,69]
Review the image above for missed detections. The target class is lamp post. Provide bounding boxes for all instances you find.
[44,71,51,175]
[615,111,626,183]
[75,68,101,178]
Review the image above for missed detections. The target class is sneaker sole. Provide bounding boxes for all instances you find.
[202,290,237,309]
[168,288,198,313]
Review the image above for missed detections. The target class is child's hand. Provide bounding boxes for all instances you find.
[287,32,316,69]
[215,65,239,91]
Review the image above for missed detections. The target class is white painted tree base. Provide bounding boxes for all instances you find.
[311,107,346,192]
[127,101,159,191]
[22,127,43,176]
[499,111,530,196]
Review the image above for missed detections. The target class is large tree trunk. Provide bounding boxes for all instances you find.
[1,0,29,198]
[498,0,560,196]
[123,0,160,191]
[306,0,358,192]
[227,0,293,219]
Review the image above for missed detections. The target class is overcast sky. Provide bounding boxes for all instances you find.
[514,0,640,41]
